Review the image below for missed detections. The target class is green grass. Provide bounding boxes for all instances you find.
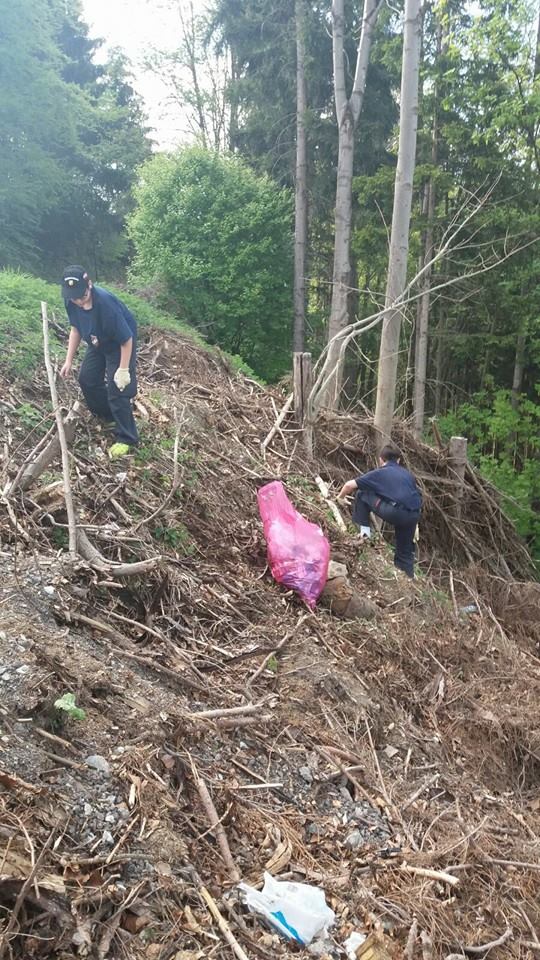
[0,269,260,381]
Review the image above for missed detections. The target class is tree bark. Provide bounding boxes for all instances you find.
[293,0,308,353]
[413,17,446,437]
[511,319,527,410]
[318,0,380,410]
[374,0,422,442]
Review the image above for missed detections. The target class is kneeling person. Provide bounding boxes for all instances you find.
[338,444,422,578]
[60,265,138,459]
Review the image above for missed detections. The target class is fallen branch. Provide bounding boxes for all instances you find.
[260,392,293,455]
[190,756,240,883]
[400,864,459,888]
[449,927,513,956]
[77,527,161,578]
[246,614,308,693]
[41,302,77,557]
[405,918,418,959]
[0,826,57,959]
[189,703,264,720]
[199,884,251,960]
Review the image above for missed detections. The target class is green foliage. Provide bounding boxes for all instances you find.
[54,692,86,720]
[0,0,150,276]
[129,146,293,381]
[153,522,195,555]
[439,389,540,560]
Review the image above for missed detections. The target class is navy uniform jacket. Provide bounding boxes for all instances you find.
[66,286,136,356]
[355,461,422,511]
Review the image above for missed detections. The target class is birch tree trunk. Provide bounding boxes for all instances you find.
[413,17,446,438]
[317,0,380,410]
[293,0,308,353]
[374,0,422,441]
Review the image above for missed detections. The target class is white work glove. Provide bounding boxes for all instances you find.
[113,367,131,392]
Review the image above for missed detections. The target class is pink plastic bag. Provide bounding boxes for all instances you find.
[257,481,330,607]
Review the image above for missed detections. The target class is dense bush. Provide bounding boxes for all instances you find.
[129,147,293,381]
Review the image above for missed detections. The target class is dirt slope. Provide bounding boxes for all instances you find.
[1,326,539,959]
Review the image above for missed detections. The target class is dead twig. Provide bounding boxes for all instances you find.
[401,864,459,887]
[0,826,57,958]
[190,756,241,883]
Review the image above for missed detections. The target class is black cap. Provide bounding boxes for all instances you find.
[61,265,89,300]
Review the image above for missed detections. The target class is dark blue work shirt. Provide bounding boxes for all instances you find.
[356,461,422,512]
[66,286,136,355]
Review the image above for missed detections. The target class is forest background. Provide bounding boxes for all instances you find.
[0,0,538,559]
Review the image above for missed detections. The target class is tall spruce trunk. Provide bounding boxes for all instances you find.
[293,0,308,352]
[374,0,422,441]
[317,0,380,410]
[412,19,443,438]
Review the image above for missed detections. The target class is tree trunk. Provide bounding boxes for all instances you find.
[318,0,380,410]
[434,307,445,414]
[374,0,422,442]
[413,179,435,437]
[511,319,527,410]
[413,17,445,438]
[293,0,308,353]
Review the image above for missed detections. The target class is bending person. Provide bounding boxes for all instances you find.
[60,265,138,459]
[338,443,422,578]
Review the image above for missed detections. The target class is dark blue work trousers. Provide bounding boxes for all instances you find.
[78,344,139,446]
[353,489,419,578]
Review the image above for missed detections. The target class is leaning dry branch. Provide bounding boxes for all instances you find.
[261,392,293,455]
[190,757,241,883]
[41,301,77,557]
[132,412,183,532]
[310,181,537,412]
[7,402,83,495]
[315,475,347,531]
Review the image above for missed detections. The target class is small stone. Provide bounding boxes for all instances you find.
[1,673,11,682]
[344,829,365,850]
[105,813,116,823]
[85,755,110,775]
[43,585,55,596]
[0,632,6,641]
[16,665,30,675]
[384,745,399,759]
[83,803,93,816]
[299,765,314,783]
[102,830,114,845]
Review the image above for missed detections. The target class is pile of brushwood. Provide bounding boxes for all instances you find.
[0,321,539,960]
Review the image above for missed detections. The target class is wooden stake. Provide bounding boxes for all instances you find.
[448,435,467,519]
[41,302,78,558]
[293,351,313,456]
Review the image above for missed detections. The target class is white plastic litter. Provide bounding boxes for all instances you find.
[344,931,367,958]
[238,872,335,945]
